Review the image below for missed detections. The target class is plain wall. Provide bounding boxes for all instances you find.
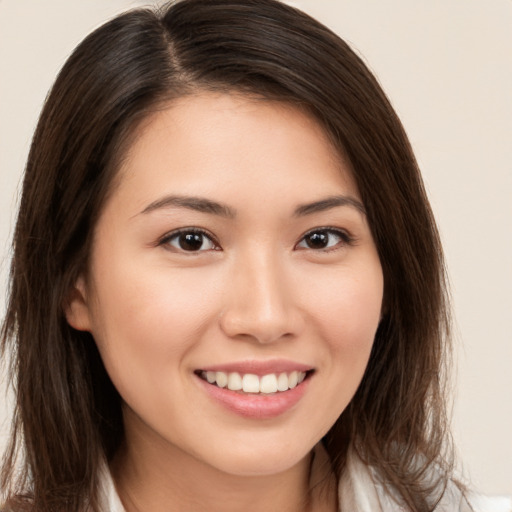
[1,0,511,497]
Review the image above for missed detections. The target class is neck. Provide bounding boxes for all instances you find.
[111,416,337,512]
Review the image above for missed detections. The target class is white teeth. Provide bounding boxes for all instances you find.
[215,371,228,388]
[227,372,242,391]
[277,372,289,391]
[201,370,307,393]
[260,374,278,394]
[242,374,260,393]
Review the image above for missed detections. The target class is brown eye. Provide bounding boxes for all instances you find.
[296,229,352,251]
[165,230,217,252]
[304,231,329,249]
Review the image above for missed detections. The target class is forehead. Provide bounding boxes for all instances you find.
[109,92,359,214]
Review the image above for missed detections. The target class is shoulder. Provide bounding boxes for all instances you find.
[338,448,482,512]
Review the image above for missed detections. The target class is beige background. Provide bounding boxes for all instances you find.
[1,0,511,498]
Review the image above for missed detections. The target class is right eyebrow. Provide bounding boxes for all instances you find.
[138,195,237,219]
[294,195,366,217]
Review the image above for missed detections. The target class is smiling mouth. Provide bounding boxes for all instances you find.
[196,370,312,394]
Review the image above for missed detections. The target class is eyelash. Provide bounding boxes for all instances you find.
[158,227,355,253]
[159,228,220,253]
[296,227,355,252]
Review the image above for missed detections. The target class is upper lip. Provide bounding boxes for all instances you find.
[197,359,314,376]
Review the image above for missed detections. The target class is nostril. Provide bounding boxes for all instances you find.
[218,307,303,345]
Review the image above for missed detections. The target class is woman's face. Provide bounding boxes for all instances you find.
[67,92,383,477]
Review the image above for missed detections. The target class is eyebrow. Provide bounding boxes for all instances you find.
[294,195,366,216]
[138,193,365,218]
[139,195,236,218]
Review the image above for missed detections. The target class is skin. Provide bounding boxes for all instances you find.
[67,92,384,512]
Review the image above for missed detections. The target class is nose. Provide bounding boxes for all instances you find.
[219,250,304,344]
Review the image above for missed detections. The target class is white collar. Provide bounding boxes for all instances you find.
[97,461,126,512]
[97,445,476,512]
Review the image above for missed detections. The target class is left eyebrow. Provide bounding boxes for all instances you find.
[294,195,366,217]
[138,195,236,218]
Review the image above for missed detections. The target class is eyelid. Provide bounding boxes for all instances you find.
[295,226,355,251]
[156,226,355,253]
[158,227,221,252]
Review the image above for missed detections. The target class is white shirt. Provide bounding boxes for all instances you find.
[98,446,479,512]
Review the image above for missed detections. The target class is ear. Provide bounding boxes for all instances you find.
[64,276,93,332]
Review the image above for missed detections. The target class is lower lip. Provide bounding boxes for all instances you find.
[196,375,310,419]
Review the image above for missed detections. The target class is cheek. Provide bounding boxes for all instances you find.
[88,254,223,376]
[305,263,383,347]
[87,259,229,431]
[302,261,383,401]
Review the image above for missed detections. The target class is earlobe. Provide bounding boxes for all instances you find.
[64,276,93,332]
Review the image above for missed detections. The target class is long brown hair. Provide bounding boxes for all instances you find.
[1,1,453,510]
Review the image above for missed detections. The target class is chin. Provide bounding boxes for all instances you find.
[201,440,313,478]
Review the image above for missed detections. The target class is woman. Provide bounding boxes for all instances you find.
[0,0,475,510]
